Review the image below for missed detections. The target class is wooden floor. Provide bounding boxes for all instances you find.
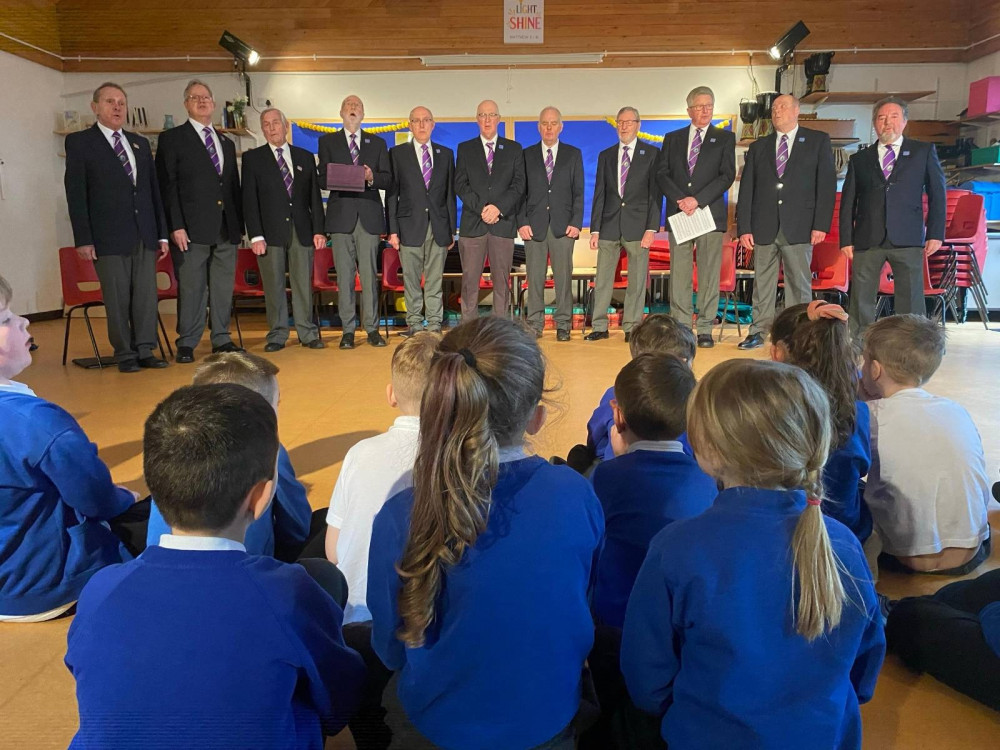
[3,314,999,749]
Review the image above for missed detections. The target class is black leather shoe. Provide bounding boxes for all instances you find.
[697,334,715,349]
[138,356,169,369]
[118,360,141,373]
[264,342,285,352]
[339,333,355,350]
[368,331,387,347]
[584,330,609,341]
[212,342,245,354]
[556,329,571,342]
[624,332,631,343]
[175,347,195,364]
[301,339,326,349]
[737,333,765,350]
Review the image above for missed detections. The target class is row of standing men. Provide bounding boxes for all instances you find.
[64,81,946,371]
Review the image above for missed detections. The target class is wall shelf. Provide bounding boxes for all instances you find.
[959,112,1000,128]
[801,90,934,105]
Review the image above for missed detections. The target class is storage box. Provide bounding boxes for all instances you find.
[968,76,1000,118]
[803,119,855,139]
[959,181,1000,220]
[970,145,1000,166]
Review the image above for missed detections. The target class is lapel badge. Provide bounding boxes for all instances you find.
[131,142,140,149]
[709,138,717,143]
[296,165,303,171]
[798,136,806,142]
[364,138,370,144]
[902,151,910,157]
[435,148,440,154]
[498,144,504,150]
[639,149,646,155]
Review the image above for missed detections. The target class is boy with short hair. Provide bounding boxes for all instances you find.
[67,383,365,748]
[861,314,991,575]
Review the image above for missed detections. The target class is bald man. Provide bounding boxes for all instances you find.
[454,99,525,321]
[736,94,836,349]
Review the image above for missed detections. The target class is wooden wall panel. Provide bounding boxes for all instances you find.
[0,1,62,71]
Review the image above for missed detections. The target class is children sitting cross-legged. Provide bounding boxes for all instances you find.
[861,314,991,575]
[622,359,885,750]
[66,383,365,749]
[367,317,604,750]
[771,300,873,543]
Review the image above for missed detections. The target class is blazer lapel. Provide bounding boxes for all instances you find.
[888,139,912,184]
[868,143,887,184]
[410,142,427,187]
[187,120,220,174]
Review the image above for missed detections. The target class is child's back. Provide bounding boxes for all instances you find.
[822,400,872,540]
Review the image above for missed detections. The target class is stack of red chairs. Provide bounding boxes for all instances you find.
[937,192,989,327]
[692,240,742,341]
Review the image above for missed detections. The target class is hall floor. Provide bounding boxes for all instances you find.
[2,313,998,749]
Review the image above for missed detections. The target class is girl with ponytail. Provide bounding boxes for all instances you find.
[621,359,884,750]
[367,317,604,750]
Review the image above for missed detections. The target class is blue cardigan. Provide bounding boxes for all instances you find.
[0,391,133,616]
[586,385,693,461]
[367,457,604,750]
[622,487,885,750]
[146,444,311,556]
[822,401,873,541]
[591,446,717,628]
[66,545,366,748]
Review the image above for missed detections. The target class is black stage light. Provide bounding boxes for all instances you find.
[219,31,260,66]
[769,21,810,60]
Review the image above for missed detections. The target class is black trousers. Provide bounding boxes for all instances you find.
[848,244,924,336]
[344,621,394,750]
[886,568,1000,711]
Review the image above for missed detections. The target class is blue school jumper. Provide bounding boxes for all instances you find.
[591,443,717,628]
[622,487,885,750]
[66,544,365,749]
[822,401,873,541]
[0,390,132,616]
[586,385,693,461]
[145,444,311,555]
[367,456,604,750]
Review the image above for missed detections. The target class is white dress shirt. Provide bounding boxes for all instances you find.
[0,381,36,396]
[157,534,247,552]
[189,118,224,171]
[480,134,498,161]
[413,138,434,169]
[617,139,638,197]
[97,121,136,179]
[877,135,905,173]
[686,124,707,158]
[249,142,294,245]
[774,124,799,160]
[541,140,560,166]
[626,439,684,454]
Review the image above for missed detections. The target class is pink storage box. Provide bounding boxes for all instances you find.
[968,76,1000,118]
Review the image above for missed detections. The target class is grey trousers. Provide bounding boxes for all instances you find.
[93,245,159,362]
[592,238,648,333]
[458,233,514,321]
[848,244,925,336]
[748,229,813,336]
[668,230,724,335]
[526,228,575,332]
[173,236,236,350]
[331,218,380,334]
[401,225,447,329]
[257,237,319,345]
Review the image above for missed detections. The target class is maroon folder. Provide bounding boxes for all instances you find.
[326,163,366,192]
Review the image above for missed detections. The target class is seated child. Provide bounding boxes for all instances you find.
[0,274,137,622]
[66,383,365,748]
[771,300,873,542]
[145,352,316,561]
[367,317,604,750]
[571,314,696,473]
[622,359,884,749]
[861,314,991,574]
[886,568,1000,711]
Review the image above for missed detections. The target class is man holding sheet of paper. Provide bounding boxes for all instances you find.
[736,94,836,350]
[657,86,735,348]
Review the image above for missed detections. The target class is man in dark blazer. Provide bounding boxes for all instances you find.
[841,96,947,335]
[242,108,326,351]
[737,94,836,349]
[586,106,663,341]
[317,95,391,349]
[155,79,243,364]
[516,106,584,342]
[657,86,735,349]
[387,105,456,336]
[454,99,526,321]
[64,82,170,373]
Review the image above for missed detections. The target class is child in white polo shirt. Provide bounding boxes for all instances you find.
[861,314,991,576]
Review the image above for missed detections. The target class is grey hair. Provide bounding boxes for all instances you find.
[183,79,214,100]
[539,106,562,122]
[92,82,127,103]
[617,106,640,122]
[259,107,288,127]
[872,96,909,123]
[686,86,715,107]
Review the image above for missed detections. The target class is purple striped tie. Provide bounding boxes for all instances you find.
[620,145,630,196]
[882,145,896,180]
[421,143,432,189]
[486,141,495,175]
[687,128,702,175]
[545,147,554,184]
[776,134,789,178]
[349,133,360,166]
[202,127,221,176]
[112,132,134,184]
[276,147,293,197]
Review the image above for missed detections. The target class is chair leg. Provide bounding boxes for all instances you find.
[313,292,324,342]
[62,309,73,366]
[82,307,104,369]
[232,301,244,348]
[381,291,389,340]
[718,293,729,342]
[157,313,174,357]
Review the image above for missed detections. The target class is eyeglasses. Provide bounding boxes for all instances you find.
[477,113,500,120]
[410,118,434,125]
[688,104,714,111]
[186,95,213,103]
[617,119,638,125]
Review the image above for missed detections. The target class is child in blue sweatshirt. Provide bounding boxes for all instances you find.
[770,300,873,543]
[66,383,365,748]
[145,352,315,560]
[622,359,885,750]
[0,274,136,622]
[367,317,604,750]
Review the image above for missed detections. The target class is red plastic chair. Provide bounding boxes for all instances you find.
[875,255,958,325]
[231,247,266,347]
[515,254,556,320]
[941,193,989,327]
[380,246,406,338]
[693,241,742,341]
[59,246,111,367]
[311,245,339,339]
[584,249,629,334]
[810,241,850,305]
[154,253,178,357]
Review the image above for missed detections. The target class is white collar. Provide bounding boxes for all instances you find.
[97,121,124,140]
[189,118,215,134]
[390,415,421,431]
[480,135,498,148]
[620,139,637,150]
[689,123,707,136]
[626,439,685,454]
[0,381,36,396]
[541,140,559,151]
[269,141,289,155]
[158,534,247,552]
[344,127,361,139]
[498,445,528,463]
[776,125,799,141]
[881,135,904,150]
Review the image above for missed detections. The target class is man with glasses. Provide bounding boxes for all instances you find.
[657,86,735,349]
[586,107,662,342]
[156,79,243,363]
[454,99,525,321]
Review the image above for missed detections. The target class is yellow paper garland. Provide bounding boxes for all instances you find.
[291,119,410,134]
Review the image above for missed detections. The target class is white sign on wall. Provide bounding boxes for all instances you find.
[504,1,544,44]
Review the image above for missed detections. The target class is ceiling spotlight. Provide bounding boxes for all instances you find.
[769,21,810,60]
[219,30,259,66]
